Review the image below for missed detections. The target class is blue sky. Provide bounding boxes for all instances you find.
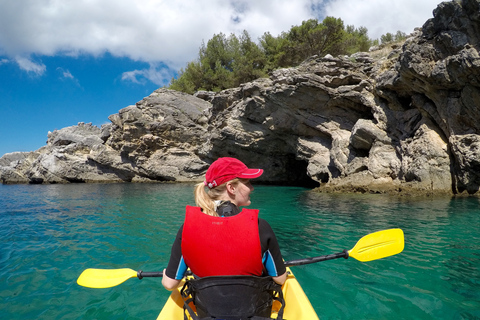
[0,0,442,156]
[1,54,162,154]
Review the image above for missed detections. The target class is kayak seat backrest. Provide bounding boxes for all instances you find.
[180,275,284,320]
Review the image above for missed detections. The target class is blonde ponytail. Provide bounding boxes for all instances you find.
[194,179,241,216]
[194,183,217,216]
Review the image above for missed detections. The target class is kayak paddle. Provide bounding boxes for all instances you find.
[285,228,404,266]
[77,228,404,288]
[77,268,164,288]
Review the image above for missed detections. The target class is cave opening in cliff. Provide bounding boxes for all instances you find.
[284,158,320,188]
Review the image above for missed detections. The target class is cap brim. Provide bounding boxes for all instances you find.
[238,168,263,179]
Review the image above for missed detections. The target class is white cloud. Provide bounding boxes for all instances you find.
[0,0,319,68]
[122,63,176,86]
[14,56,46,76]
[62,69,74,80]
[324,0,443,39]
[0,0,445,78]
[56,67,81,87]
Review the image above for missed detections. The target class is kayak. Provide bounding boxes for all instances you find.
[76,229,403,319]
[156,267,319,320]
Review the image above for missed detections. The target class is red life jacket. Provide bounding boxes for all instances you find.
[181,205,264,277]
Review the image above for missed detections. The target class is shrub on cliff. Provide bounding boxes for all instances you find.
[169,16,387,94]
[170,31,268,93]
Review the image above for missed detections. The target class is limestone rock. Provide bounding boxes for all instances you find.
[2,0,480,195]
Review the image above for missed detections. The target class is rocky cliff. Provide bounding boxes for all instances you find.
[2,0,480,195]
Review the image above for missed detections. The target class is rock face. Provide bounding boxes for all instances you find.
[2,0,480,194]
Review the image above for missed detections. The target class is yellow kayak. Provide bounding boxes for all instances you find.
[156,267,319,320]
[76,229,404,319]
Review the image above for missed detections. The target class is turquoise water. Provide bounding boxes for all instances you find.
[1,183,479,319]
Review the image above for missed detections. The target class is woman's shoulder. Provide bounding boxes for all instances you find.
[258,217,274,232]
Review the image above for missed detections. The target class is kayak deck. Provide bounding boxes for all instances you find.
[156,267,319,320]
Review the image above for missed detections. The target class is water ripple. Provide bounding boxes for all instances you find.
[1,184,480,319]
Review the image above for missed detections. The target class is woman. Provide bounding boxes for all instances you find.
[162,157,287,291]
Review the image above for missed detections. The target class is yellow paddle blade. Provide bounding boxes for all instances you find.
[77,268,138,288]
[348,228,404,262]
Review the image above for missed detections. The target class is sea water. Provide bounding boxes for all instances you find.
[0,183,479,319]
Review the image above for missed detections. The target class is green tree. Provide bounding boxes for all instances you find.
[378,30,407,46]
[169,17,407,94]
[169,31,267,93]
[169,61,204,94]
[232,30,268,85]
[198,33,235,90]
[262,17,348,68]
[394,31,407,42]
[259,31,285,71]
[380,32,394,44]
[344,25,371,54]
[318,17,347,56]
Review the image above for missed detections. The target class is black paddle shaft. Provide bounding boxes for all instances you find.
[285,250,349,267]
[136,251,349,279]
[137,271,163,279]
[137,270,193,279]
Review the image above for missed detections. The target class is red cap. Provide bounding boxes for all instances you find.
[204,157,263,189]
